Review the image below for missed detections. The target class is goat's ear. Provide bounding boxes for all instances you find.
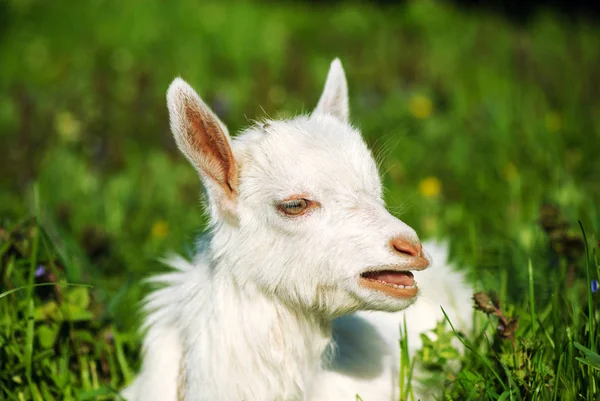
[313,58,349,124]
[167,78,238,217]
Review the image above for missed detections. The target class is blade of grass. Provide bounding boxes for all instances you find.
[113,329,133,383]
[441,307,507,391]
[579,221,595,352]
[399,315,410,400]
[25,185,41,399]
[403,357,416,401]
[0,283,92,300]
[552,351,563,401]
[574,342,600,369]
[537,317,555,350]
[105,344,119,389]
[24,298,36,398]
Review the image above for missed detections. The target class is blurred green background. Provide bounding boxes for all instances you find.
[1,0,599,399]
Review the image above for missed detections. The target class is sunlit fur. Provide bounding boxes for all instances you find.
[122,59,473,401]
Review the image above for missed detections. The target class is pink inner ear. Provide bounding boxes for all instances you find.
[184,99,237,197]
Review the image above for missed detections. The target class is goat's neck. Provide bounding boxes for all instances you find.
[181,240,333,400]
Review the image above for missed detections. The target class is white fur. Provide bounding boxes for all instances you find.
[123,59,472,401]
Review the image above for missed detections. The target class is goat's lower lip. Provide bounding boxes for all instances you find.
[358,270,418,298]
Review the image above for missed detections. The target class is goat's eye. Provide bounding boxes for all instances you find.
[279,198,310,216]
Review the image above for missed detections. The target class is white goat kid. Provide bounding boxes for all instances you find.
[123,59,472,401]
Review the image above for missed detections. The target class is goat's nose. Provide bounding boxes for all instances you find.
[390,236,422,257]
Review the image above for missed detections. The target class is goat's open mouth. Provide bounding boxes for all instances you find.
[359,270,418,298]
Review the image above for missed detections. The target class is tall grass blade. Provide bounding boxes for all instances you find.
[441,307,507,391]
[579,221,596,352]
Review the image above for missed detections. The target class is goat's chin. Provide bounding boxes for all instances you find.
[310,286,420,317]
[273,281,419,318]
[356,290,419,313]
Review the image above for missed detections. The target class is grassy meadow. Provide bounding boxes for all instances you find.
[1,0,599,399]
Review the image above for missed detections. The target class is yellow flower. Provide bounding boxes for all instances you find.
[545,112,561,132]
[409,95,433,120]
[151,220,169,239]
[419,176,441,198]
[503,163,519,182]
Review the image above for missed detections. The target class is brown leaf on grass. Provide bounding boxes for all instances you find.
[473,292,496,314]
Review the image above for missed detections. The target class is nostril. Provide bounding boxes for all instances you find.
[391,237,422,257]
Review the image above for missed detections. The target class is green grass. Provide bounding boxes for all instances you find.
[1,0,599,399]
